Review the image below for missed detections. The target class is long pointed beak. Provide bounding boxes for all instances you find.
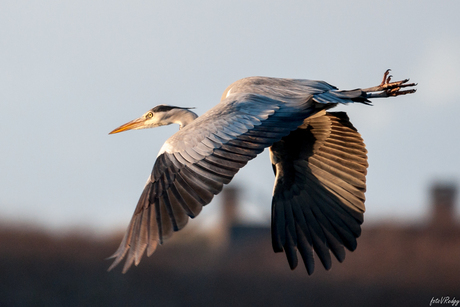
[109,117,146,134]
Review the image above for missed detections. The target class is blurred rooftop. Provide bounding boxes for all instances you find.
[0,182,459,306]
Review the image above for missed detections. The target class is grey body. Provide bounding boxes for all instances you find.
[109,72,416,274]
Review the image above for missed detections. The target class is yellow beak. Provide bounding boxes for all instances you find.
[109,117,145,134]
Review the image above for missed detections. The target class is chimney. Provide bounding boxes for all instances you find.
[210,186,240,251]
[221,186,239,231]
[430,182,458,230]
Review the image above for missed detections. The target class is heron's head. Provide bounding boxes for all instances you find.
[109,105,198,134]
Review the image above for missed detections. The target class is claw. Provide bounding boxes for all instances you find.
[380,69,391,86]
[388,88,417,97]
[363,70,417,99]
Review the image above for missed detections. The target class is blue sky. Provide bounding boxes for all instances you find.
[1,0,459,233]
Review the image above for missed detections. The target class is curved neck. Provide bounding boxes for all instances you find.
[172,109,198,129]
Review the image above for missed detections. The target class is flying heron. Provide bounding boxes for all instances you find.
[108,70,416,274]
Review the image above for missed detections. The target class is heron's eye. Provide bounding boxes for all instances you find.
[145,112,153,119]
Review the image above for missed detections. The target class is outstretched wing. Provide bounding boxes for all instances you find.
[109,93,318,272]
[270,111,368,274]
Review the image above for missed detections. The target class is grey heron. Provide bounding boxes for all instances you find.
[108,70,416,274]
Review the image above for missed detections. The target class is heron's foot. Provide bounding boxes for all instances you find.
[364,69,417,98]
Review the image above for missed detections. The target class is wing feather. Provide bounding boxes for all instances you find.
[195,159,237,178]
[270,111,367,274]
[158,197,174,241]
[147,205,159,256]
[172,178,203,217]
[133,210,149,266]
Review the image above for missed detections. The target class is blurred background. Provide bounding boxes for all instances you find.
[1,0,459,306]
